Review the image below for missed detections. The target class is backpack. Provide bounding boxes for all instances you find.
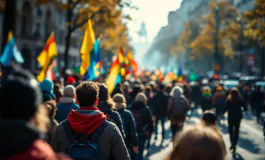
[172,96,187,119]
[131,108,145,132]
[62,120,108,160]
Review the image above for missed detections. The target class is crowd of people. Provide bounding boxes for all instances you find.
[0,64,264,160]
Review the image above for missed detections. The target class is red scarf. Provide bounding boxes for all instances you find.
[67,106,107,135]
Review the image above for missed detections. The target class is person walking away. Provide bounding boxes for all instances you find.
[113,94,139,160]
[130,93,153,160]
[97,83,126,138]
[168,86,190,145]
[168,125,226,160]
[212,86,226,124]
[44,100,59,143]
[252,86,264,123]
[223,88,247,153]
[39,78,55,103]
[55,85,80,123]
[54,83,63,103]
[0,64,62,160]
[201,86,213,112]
[51,81,130,160]
[151,83,169,142]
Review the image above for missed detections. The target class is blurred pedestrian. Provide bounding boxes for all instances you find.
[113,94,138,160]
[151,83,169,142]
[130,93,153,160]
[168,125,226,160]
[168,86,190,144]
[224,88,247,153]
[97,83,125,138]
[55,85,79,123]
[201,86,212,112]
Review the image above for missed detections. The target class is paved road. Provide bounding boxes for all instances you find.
[143,109,265,160]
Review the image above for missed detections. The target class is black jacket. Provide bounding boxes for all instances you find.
[118,108,138,147]
[129,101,153,133]
[151,91,170,117]
[98,102,125,138]
[224,100,247,121]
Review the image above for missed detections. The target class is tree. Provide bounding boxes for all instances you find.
[35,0,133,73]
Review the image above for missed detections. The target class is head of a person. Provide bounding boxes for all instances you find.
[44,100,57,119]
[63,85,76,98]
[158,83,165,92]
[228,88,242,103]
[169,125,226,160]
[216,86,223,92]
[135,93,147,104]
[76,81,99,107]
[203,86,211,96]
[170,86,183,98]
[202,110,216,126]
[113,93,126,109]
[0,64,49,133]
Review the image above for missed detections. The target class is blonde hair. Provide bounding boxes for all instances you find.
[135,93,147,104]
[169,125,226,160]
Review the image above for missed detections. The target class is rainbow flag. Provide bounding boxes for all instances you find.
[37,32,58,82]
[0,32,24,66]
[105,57,122,94]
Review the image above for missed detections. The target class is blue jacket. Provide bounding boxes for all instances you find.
[55,97,79,123]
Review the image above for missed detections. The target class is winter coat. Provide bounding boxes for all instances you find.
[98,102,125,138]
[201,95,212,111]
[117,108,138,148]
[129,101,154,133]
[224,100,247,122]
[55,97,80,123]
[0,121,57,160]
[150,91,170,117]
[51,108,130,160]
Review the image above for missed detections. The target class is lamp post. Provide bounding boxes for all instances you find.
[236,17,244,72]
[214,6,220,73]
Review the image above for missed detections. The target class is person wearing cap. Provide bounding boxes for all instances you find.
[39,78,55,103]
[0,64,65,160]
[55,85,80,123]
[113,94,138,160]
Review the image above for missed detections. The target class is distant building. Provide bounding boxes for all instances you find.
[1,0,80,72]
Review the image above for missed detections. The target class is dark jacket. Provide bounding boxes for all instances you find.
[129,101,153,133]
[224,100,247,121]
[151,91,170,117]
[117,108,138,148]
[51,109,130,160]
[201,95,212,111]
[0,121,57,160]
[55,97,80,123]
[98,102,125,138]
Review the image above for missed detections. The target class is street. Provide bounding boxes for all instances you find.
[144,109,265,160]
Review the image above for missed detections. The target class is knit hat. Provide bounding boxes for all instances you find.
[113,94,126,109]
[63,85,76,97]
[0,64,42,120]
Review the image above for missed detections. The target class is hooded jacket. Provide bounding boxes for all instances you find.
[0,121,57,160]
[55,96,80,123]
[51,107,130,160]
[98,102,125,138]
[129,101,153,133]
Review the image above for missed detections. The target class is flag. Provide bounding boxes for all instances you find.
[127,52,138,74]
[105,57,122,94]
[80,19,96,76]
[37,32,58,82]
[189,69,196,82]
[0,32,24,66]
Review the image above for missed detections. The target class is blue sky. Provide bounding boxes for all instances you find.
[126,0,182,42]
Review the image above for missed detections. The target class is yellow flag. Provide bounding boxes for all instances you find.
[80,19,95,75]
[37,32,58,82]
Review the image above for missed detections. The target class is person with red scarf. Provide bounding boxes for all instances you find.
[51,81,130,160]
